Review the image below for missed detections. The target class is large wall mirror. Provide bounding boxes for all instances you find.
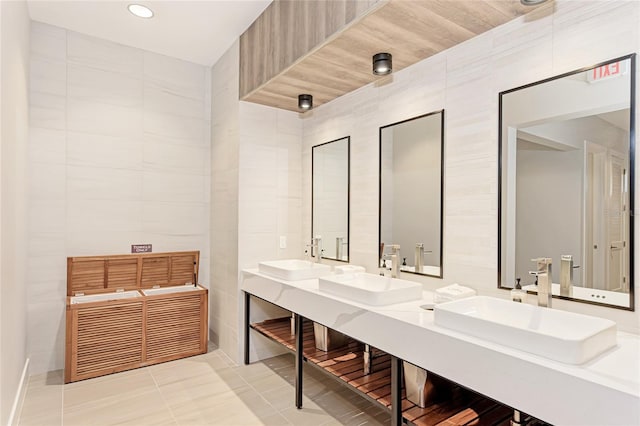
[312,136,350,262]
[379,111,444,278]
[499,54,636,310]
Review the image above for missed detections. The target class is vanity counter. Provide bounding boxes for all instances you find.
[242,269,640,426]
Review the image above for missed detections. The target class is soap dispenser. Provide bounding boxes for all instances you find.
[511,278,526,303]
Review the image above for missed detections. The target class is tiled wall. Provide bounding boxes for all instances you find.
[28,22,211,374]
[301,0,640,332]
[211,42,303,363]
[1,1,30,422]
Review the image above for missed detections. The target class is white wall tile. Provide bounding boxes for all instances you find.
[67,99,143,137]
[30,56,66,96]
[30,92,65,130]
[67,165,143,201]
[142,171,205,203]
[67,31,143,75]
[29,128,66,165]
[67,132,143,169]
[30,22,66,61]
[143,52,206,100]
[144,84,205,119]
[68,64,143,108]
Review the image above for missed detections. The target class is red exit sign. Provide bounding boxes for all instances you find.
[588,61,628,83]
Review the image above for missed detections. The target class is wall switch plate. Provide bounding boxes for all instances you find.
[279,236,287,249]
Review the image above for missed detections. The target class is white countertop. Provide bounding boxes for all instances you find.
[242,269,640,426]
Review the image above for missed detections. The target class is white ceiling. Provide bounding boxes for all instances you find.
[27,0,272,66]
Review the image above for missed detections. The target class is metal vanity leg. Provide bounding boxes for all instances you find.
[295,314,304,409]
[391,356,403,426]
[364,344,373,375]
[244,291,250,365]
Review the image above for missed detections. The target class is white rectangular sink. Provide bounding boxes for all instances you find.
[70,290,141,304]
[142,284,201,296]
[434,296,617,364]
[318,273,422,306]
[258,259,332,281]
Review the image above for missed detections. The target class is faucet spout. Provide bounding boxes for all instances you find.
[529,257,552,308]
[383,244,401,278]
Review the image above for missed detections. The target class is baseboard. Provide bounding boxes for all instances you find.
[7,358,29,426]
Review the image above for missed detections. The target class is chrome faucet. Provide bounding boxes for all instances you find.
[414,243,433,274]
[383,244,401,278]
[560,255,573,297]
[336,237,347,261]
[529,257,552,308]
[307,236,323,263]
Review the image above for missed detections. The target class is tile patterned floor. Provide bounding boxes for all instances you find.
[17,349,390,426]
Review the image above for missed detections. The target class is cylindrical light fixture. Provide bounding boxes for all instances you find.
[373,52,392,75]
[298,94,313,110]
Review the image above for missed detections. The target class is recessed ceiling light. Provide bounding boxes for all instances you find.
[128,4,154,18]
[520,0,548,5]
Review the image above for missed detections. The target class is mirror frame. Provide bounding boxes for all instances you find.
[498,54,636,311]
[312,136,351,263]
[378,110,445,278]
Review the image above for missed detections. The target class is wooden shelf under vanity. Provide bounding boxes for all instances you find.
[250,317,513,426]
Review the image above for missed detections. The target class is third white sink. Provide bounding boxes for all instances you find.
[318,273,422,306]
[434,296,617,364]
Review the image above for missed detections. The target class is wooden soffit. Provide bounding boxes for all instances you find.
[240,0,547,112]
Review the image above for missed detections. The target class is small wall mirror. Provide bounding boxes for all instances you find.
[379,111,444,278]
[499,54,636,310]
[312,136,350,262]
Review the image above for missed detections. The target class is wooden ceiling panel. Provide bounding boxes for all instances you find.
[241,0,547,112]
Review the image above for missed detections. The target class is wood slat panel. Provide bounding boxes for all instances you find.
[170,254,197,285]
[241,0,546,112]
[106,259,138,289]
[146,294,203,361]
[70,260,105,293]
[74,303,143,377]
[67,251,200,295]
[141,257,169,287]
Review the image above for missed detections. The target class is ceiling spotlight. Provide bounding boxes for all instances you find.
[520,0,548,5]
[373,52,392,76]
[298,94,313,110]
[128,4,154,18]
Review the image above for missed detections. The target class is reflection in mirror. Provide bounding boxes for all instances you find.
[379,111,444,278]
[499,55,635,310]
[312,137,350,262]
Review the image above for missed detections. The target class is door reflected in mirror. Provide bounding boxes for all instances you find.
[499,54,635,310]
[312,137,350,262]
[379,111,444,278]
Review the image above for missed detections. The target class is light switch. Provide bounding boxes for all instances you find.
[279,236,287,249]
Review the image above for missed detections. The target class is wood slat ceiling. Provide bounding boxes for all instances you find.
[241,0,547,112]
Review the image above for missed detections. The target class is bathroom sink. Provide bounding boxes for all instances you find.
[258,259,332,281]
[70,290,141,304]
[142,284,202,295]
[318,273,422,306]
[434,296,617,364]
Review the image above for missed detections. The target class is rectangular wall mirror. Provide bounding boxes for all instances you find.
[379,111,444,278]
[499,54,636,310]
[312,136,350,262]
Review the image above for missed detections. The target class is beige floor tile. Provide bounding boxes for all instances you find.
[63,388,175,426]
[280,404,336,426]
[18,371,64,426]
[18,347,389,426]
[64,369,157,412]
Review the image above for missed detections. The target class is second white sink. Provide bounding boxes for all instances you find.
[258,259,332,281]
[319,273,422,306]
[434,296,617,364]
